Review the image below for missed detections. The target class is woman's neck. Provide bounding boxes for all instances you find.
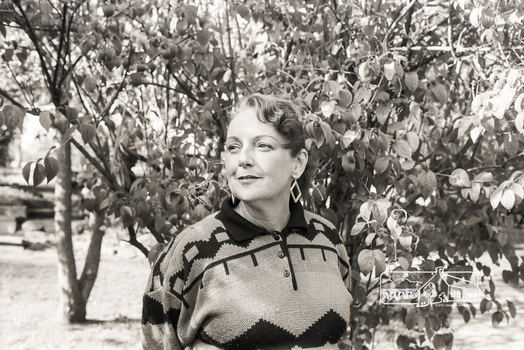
[235,198,291,233]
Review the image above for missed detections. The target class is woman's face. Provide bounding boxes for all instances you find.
[224,107,305,207]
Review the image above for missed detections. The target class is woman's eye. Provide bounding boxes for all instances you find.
[257,143,273,150]
[226,144,240,152]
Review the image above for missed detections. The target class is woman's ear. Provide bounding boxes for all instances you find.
[292,148,308,179]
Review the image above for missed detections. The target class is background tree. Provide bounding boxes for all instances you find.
[1,0,523,348]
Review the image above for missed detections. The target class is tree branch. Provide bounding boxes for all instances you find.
[383,0,418,50]
[12,0,58,102]
[52,3,68,89]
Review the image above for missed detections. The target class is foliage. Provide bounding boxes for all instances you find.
[1,0,524,347]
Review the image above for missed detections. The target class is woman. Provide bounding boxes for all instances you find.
[142,94,352,350]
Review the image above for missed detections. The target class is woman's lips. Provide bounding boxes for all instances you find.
[236,175,261,183]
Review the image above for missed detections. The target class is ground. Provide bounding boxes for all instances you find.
[1,228,523,350]
[0,233,150,350]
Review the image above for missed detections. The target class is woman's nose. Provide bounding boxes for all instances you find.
[238,146,254,167]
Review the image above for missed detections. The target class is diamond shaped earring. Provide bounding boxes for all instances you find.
[290,178,302,203]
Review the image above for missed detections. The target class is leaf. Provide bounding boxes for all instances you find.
[383,60,396,81]
[323,80,340,98]
[320,100,336,118]
[507,300,516,318]
[393,139,412,159]
[490,186,503,209]
[0,24,6,38]
[405,71,418,92]
[341,151,355,173]
[375,103,392,124]
[515,94,524,113]
[44,156,59,183]
[351,221,367,235]
[449,168,471,187]
[418,170,438,198]
[359,200,373,222]
[433,333,453,350]
[515,112,524,135]
[66,107,79,122]
[345,103,362,124]
[463,309,471,323]
[358,249,374,275]
[473,172,493,183]
[22,162,32,185]
[401,159,415,170]
[399,234,412,250]
[372,250,386,275]
[406,132,420,151]
[33,163,46,186]
[304,92,317,110]
[470,8,481,27]
[39,111,53,131]
[387,217,401,240]
[358,62,371,81]
[398,256,410,271]
[84,76,97,92]
[79,123,96,144]
[3,105,25,132]
[510,183,524,201]
[431,83,448,104]
[500,189,515,210]
[480,298,492,314]
[120,206,134,227]
[337,89,353,108]
[176,18,189,33]
[374,157,389,174]
[491,311,504,328]
[365,232,376,246]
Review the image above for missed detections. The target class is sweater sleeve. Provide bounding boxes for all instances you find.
[141,239,185,350]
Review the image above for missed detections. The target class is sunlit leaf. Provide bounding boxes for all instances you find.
[393,139,412,159]
[383,60,396,81]
[449,168,471,187]
[351,221,367,236]
[500,189,515,210]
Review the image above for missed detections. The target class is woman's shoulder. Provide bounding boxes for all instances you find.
[154,212,224,267]
[303,209,337,231]
[172,211,224,247]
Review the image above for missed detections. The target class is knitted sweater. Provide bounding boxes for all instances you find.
[141,199,352,350]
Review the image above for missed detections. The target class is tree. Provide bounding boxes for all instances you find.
[1,0,523,348]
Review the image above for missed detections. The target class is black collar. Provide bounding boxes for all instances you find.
[215,198,308,242]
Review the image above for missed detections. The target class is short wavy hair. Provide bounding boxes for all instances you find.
[228,93,315,193]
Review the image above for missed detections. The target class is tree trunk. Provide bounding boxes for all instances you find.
[79,209,105,302]
[55,140,86,323]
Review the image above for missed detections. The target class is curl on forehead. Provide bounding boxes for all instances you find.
[228,93,305,157]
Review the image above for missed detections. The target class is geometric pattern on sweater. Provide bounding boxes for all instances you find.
[142,199,352,350]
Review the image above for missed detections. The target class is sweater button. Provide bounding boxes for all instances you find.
[278,251,285,259]
[284,270,290,277]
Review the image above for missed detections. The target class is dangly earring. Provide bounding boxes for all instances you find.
[290,178,302,203]
[231,193,238,205]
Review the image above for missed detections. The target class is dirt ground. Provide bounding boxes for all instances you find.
[0,236,150,350]
[1,232,523,350]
